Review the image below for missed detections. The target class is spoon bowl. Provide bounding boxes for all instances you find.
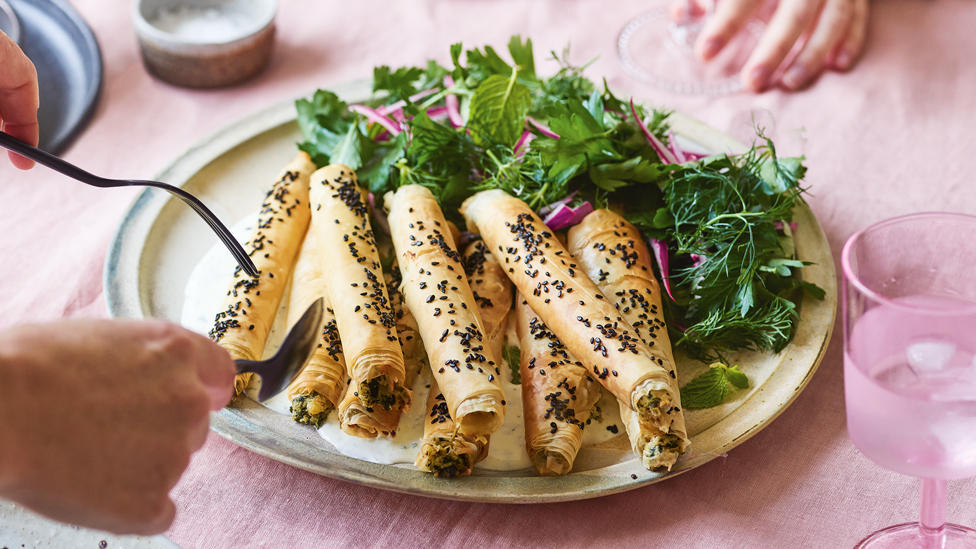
[235,297,324,402]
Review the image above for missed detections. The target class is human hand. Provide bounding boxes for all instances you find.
[674,0,869,91]
[0,320,236,535]
[0,29,39,168]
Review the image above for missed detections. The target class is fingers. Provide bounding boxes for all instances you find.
[781,0,852,89]
[146,321,236,411]
[670,0,708,22]
[831,0,869,70]
[0,31,38,169]
[140,498,177,536]
[741,0,827,91]
[194,337,236,411]
[695,0,765,61]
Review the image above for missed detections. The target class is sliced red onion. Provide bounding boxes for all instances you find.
[367,193,391,235]
[690,253,706,267]
[773,221,799,230]
[513,130,534,157]
[426,106,450,120]
[378,88,440,114]
[537,190,579,217]
[668,131,688,163]
[630,99,677,165]
[388,109,406,123]
[527,116,560,139]
[349,105,400,136]
[543,201,594,231]
[444,76,464,128]
[605,108,627,120]
[457,231,478,249]
[649,238,676,301]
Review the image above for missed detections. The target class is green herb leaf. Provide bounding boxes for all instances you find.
[507,35,536,80]
[725,365,750,390]
[373,65,424,103]
[466,45,513,83]
[466,71,532,148]
[679,363,749,409]
[502,341,521,384]
[329,118,371,171]
[798,281,826,300]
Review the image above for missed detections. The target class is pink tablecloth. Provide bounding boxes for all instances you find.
[4,0,976,547]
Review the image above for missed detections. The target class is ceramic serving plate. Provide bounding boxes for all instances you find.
[105,79,836,503]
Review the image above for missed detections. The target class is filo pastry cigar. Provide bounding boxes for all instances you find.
[386,184,506,437]
[309,165,411,413]
[567,209,689,470]
[284,229,346,427]
[415,245,510,476]
[462,240,514,361]
[208,152,317,398]
[460,190,678,434]
[516,296,602,475]
[337,264,425,438]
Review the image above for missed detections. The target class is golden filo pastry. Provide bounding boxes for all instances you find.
[415,249,504,477]
[460,190,679,435]
[338,265,425,438]
[386,184,506,437]
[462,240,513,361]
[208,152,317,398]
[309,164,411,413]
[566,208,689,470]
[284,229,346,427]
[516,296,602,475]
[414,378,489,477]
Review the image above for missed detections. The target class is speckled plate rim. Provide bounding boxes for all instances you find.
[105,79,836,503]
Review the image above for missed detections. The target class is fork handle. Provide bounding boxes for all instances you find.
[0,131,109,186]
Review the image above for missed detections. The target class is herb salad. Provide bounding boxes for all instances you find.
[295,36,823,409]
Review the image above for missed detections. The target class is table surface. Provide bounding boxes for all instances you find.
[3,0,975,547]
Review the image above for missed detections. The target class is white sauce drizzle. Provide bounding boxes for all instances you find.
[182,215,627,472]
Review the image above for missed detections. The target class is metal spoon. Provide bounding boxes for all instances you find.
[0,131,259,277]
[236,297,323,402]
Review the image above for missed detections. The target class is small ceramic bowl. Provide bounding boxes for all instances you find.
[133,0,277,89]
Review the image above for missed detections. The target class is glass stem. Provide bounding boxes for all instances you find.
[919,478,947,549]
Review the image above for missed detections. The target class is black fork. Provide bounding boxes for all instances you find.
[0,131,258,277]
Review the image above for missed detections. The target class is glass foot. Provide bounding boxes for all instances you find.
[617,8,763,95]
[855,522,976,548]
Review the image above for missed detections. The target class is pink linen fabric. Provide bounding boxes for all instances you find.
[2,0,975,547]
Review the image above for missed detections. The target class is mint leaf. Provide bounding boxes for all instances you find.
[679,366,729,409]
[466,45,512,83]
[466,72,531,148]
[679,364,750,409]
[502,341,521,384]
[725,365,749,390]
[507,35,536,79]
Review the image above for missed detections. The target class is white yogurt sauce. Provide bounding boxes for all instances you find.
[315,368,430,465]
[183,218,624,470]
[148,5,256,43]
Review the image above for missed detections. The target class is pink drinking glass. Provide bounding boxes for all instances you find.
[843,212,976,549]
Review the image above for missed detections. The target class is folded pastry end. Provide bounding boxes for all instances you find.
[289,393,334,427]
[641,433,684,471]
[356,377,412,412]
